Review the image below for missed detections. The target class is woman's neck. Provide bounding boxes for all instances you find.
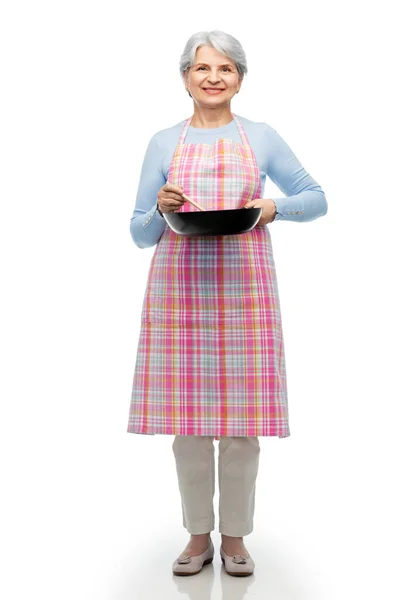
[190,108,234,129]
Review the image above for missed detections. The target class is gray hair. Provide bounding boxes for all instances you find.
[179,30,248,98]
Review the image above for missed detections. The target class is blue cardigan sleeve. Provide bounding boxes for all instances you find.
[129,133,167,249]
[266,125,328,222]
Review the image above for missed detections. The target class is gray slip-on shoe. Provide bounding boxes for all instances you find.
[220,544,255,576]
[172,538,214,576]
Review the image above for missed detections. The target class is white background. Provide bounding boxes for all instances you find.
[1,1,399,599]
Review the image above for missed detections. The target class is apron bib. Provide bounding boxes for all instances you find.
[127,114,290,439]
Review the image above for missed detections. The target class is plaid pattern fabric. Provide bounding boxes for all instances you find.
[127,114,290,438]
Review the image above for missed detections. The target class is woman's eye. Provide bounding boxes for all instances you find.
[197,66,231,72]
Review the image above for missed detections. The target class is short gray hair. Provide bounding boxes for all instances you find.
[179,30,248,97]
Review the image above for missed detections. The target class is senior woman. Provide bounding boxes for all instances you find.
[127,30,327,577]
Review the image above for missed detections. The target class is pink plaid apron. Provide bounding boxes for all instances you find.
[127,113,290,439]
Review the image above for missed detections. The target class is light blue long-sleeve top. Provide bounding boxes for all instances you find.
[130,114,328,248]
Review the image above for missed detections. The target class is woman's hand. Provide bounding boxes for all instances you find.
[157,182,187,214]
[243,198,277,226]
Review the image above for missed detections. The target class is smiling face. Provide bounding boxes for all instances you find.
[184,45,242,106]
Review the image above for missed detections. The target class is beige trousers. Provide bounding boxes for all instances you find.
[172,435,261,537]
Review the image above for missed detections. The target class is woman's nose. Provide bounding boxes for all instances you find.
[207,72,221,82]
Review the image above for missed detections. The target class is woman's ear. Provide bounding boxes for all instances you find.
[184,71,192,99]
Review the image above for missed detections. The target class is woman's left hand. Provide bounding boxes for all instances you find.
[243,198,277,226]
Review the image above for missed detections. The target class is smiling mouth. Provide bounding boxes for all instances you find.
[202,88,225,94]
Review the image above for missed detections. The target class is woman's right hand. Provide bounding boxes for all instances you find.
[157,182,187,214]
